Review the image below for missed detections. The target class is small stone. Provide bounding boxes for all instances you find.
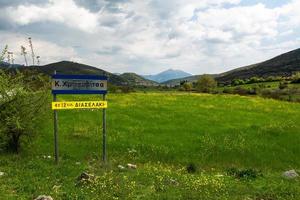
[118,165,125,170]
[169,178,179,186]
[128,149,137,153]
[282,170,299,179]
[52,185,61,193]
[0,172,4,176]
[77,172,95,183]
[34,195,53,200]
[127,163,137,169]
[77,172,93,181]
[215,174,224,177]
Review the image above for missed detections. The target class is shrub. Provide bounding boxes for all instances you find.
[182,82,193,91]
[233,86,249,95]
[279,81,289,90]
[0,70,48,153]
[226,167,262,180]
[119,86,135,93]
[186,163,197,173]
[231,79,245,86]
[196,75,217,93]
[291,72,300,84]
[248,77,262,84]
[223,87,234,94]
[108,84,118,93]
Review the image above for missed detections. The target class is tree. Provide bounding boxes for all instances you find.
[249,77,262,84]
[0,70,48,153]
[182,82,193,91]
[196,75,217,93]
[232,79,245,86]
[291,72,300,83]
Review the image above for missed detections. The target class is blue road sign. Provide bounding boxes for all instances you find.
[52,74,108,94]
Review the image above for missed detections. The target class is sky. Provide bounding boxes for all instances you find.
[0,0,300,75]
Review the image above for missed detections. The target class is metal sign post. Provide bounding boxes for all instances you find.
[51,73,108,164]
[102,93,106,162]
[53,72,59,164]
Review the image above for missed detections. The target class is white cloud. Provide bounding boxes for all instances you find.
[182,4,279,43]
[277,0,300,28]
[4,0,99,32]
[0,0,300,74]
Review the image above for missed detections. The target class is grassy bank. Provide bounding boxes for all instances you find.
[1,92,300,199]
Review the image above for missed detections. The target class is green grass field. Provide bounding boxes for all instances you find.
[1,92,300,199]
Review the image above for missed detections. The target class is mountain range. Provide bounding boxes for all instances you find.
[0,61,158,86]
[164,48,300,85]
[1,48,300,86]
[142,69,192,83]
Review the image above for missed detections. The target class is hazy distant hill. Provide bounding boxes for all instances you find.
[164,48,300,85]
[143,69,192,83]
[120,73,159,86]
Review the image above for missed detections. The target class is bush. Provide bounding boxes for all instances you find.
[223,87,234,94]
[291,72,300,84]
[233,86,249,95]
[226,167,262,180]
[279,81,289,89]
[182,82,193,91]
[231,79,245,86]
[196,75,217,93]
[248,77,261,84]
[186,163,197,173]
[0,70,48,153]
[119,86,135,93]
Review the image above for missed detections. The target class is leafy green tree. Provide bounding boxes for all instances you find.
[249,77,262,83]
[291,72,300,83]
[232,79,245,86]
[279,81,288,90]
[182,82,193,91]
[196,75,217,93]
[0,70,48,153]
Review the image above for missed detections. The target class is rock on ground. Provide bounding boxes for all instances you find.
[76,172,95,185]
[34,195,53,200]
[127,163,137,169]
[118,165,125,170]
[282,170,299,179]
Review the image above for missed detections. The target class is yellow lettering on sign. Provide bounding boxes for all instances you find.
[52,101,107,110]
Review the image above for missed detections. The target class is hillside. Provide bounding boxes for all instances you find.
[0,61,161,86]
[143,69,192,83]
[164,48,300,85]
[217,48,300,83]
[35,61,130,85]
[0,61,129,86]
[119,73,159,86]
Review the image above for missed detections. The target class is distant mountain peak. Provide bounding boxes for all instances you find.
[142,68,192,83]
